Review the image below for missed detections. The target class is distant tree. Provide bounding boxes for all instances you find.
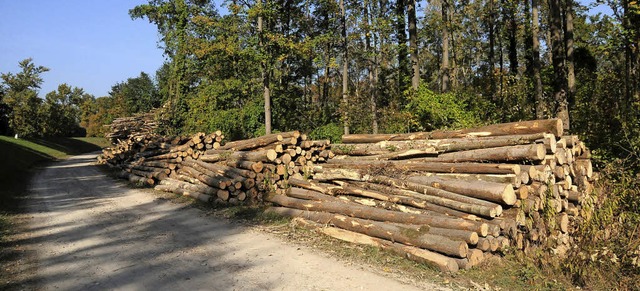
[41,84,90,136]
[109,72,160,115]
[0,58,49,137]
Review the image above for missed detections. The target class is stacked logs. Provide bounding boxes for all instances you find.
[265,119,596,272]
[99,129,331,206]
[105,112,158,144]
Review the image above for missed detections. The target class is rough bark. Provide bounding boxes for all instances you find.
[341,119,564,142]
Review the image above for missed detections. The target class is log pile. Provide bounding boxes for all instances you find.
[98,129,331,206]
[105,112,159,144]
[266,119,597,272]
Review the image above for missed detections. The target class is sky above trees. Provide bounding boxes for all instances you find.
[0,0,169,97]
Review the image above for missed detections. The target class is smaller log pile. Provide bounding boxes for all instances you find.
[105,112,159,144]
[99,131,224,186]
[99,129,332,206]
[266,119,597,272]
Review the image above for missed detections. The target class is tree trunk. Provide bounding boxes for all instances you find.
[266,194,489,235]
[364,0,379,134]
[549,0,569,132]
[341,118,564,143]
[441,0,450,93]
[332,132,548,155]
[258,2,272,134]
[286,215,459,272]
[275,208,469,257]
[488,0,496,97]
[406,176,516,205]
[321,161,521,175]
[396,0,408,94]
[532,0,545,118]
[564,0,575,121]
[408,0,419,90]
[341,0,349,135]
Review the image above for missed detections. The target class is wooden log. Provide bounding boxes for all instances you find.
[406,176,517,206]
[341,119,563,143]
[159,178,217,196]
[180,165,230,190]
[426,227,479,245]
[201,149,278,163]
[265,194,488,236]
[419,144,546,163]
[416,173,521,189]
[350,182,484,221]
[366,175,503,214]
[275,209,467,257]
[219,131,300,151]
[154,183,211,203]
[334,133,549,156]
[288,216,459,272]
[454,249,484,270]
[322,161,521,175]
[333,181,501,218]
[192,160,257,179]
[225,160,264,173]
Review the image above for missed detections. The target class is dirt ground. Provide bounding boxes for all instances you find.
[3,153,450,290]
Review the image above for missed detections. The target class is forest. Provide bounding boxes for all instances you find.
[0,0,639,287]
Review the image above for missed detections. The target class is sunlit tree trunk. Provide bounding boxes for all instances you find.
[408,0,419,91]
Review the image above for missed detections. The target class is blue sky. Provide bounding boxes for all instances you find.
[1,1,612,98]
[0,0,166,97]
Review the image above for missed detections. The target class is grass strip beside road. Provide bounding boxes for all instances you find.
[0,136,109,212]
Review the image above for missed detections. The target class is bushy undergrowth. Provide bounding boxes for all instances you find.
[560,160,640,289]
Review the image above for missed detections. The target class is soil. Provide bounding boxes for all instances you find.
[3,153,448,290]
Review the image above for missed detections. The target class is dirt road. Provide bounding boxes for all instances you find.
[15,153,443,290]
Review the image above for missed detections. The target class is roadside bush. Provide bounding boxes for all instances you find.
[561,160,640,289]
[404,85,480,131]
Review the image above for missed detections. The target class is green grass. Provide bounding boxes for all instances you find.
[0,136,109,213]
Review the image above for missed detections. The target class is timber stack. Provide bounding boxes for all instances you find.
[266,119,597,272]
[105,111,159,144]
[98,129,331,205]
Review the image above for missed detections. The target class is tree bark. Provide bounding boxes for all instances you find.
[287,215,459,272]
[274,208,468,257]
[321,161,521,175]
[258,0,272,134]
[341,0,349,135]
[406,176,516,205]
[266,194,489,235]
[341,118,564,142]
[549,0,569,132]
[441,0,450,92]
[408,0,419,90]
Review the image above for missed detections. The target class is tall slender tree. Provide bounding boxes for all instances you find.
[441,0,451,93]
[408,0,420,90]
[548,0,569,131]
[532,0,544,118]
[341,0,349,135]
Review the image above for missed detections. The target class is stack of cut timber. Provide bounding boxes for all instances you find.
[98,128,331,206]
[196,131,332,204]
[99,131,225,187]
[105,111,158,144]
[267,119,597,272]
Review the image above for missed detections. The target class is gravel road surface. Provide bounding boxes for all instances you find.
[18,153,441,290]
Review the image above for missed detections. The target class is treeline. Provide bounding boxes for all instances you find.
[122,0,639,165]
[2,0,639,165]
[0,59,162,138]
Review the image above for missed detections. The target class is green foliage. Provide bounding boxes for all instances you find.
[561,161,640,289]
[1,58,49,137]
[405,85,481,131]
[309,122,343,143]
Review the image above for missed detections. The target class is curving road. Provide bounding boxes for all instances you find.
[17,153,440,290]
